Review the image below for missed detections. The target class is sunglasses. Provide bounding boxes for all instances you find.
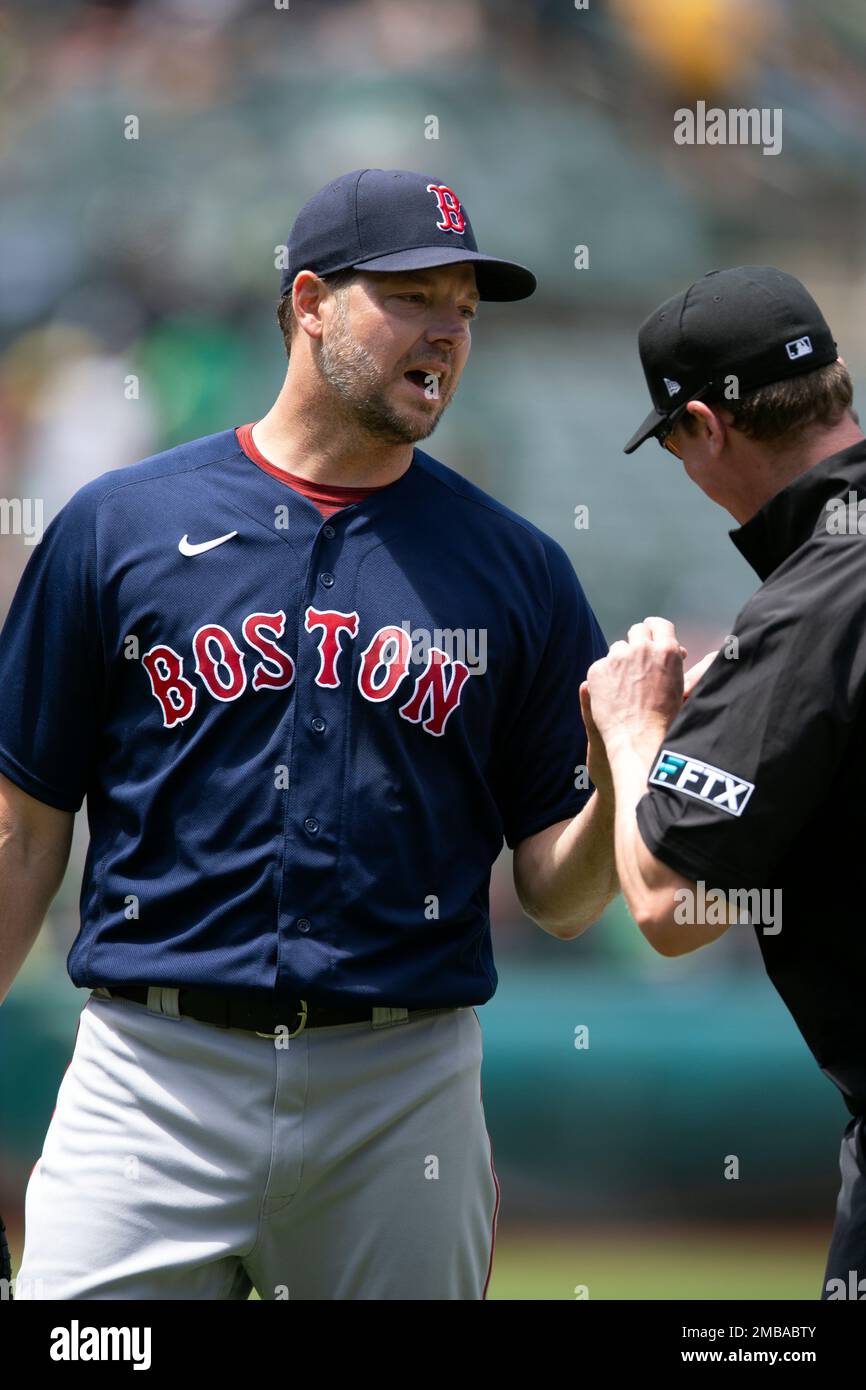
[656,418,683,458]
[654,382,715,459]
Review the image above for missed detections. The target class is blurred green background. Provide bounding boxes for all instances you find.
[2,0,863,1298]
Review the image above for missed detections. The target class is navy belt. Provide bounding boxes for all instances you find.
[99,985,452,1038]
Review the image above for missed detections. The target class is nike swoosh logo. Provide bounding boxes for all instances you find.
[178,531,238,557]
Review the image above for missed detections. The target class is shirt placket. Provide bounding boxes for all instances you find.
[275,509,355,986]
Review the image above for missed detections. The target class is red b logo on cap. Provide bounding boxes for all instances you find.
[426,184,465,234]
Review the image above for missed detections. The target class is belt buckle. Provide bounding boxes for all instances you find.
[256,999,308,1040]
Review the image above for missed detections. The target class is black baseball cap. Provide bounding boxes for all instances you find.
[279,168,536,303]
[624,266,839,454]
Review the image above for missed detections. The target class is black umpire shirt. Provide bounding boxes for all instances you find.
[636,438,866,1117]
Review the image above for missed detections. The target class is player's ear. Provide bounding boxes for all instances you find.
[292,270,329,343]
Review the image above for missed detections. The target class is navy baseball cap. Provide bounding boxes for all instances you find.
[624,266,839,453]
[279,168,537,303]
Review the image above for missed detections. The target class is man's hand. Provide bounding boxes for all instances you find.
[586,616,686,756]
[683,649,718,700]
[580,624,733,958]
[578,679,613,801]
[580,641,716,781]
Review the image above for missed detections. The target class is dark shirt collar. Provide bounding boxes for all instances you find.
[729,437,866,580]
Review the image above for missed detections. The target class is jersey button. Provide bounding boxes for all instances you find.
[296,918,312,933]
[322,524,336,539]
[319,571,335,588]
[311,716,326,733]
[304,816,320,835]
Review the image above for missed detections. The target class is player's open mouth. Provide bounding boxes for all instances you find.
[403,369,443,397]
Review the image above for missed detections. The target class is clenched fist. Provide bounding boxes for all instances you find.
[586,616,686,752]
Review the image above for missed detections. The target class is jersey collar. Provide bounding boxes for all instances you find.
[208,431,424,540]
[729,437,866,581]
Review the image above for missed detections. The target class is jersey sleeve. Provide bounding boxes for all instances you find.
[496,538,608,849]
[636,534,866,890]
[0,484,106,811]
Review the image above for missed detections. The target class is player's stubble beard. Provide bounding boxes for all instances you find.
[316,293,457,445]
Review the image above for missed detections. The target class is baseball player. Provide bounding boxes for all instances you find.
[584,266,866,1299]
[2,168,617,1300]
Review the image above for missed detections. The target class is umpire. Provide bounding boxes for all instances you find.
[583,266,866,1299]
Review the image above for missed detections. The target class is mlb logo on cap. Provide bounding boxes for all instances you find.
[786,335,813,360]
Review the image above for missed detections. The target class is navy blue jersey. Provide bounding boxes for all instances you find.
[0,430,607,1007]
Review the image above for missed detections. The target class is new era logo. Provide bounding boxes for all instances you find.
[648,749,755,817]
[663,377,682,397]
[785,335,812,360]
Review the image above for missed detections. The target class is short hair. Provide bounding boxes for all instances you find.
[680,359,856,444]
[276,267,359,359]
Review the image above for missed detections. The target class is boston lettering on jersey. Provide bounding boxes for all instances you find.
[143,607,472,736]
[0,429,607,1008]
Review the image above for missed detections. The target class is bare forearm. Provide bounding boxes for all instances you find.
[0,823,72,1003]
[514,790,619,938]
[606,731,671,915]
[605,731,729,954]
